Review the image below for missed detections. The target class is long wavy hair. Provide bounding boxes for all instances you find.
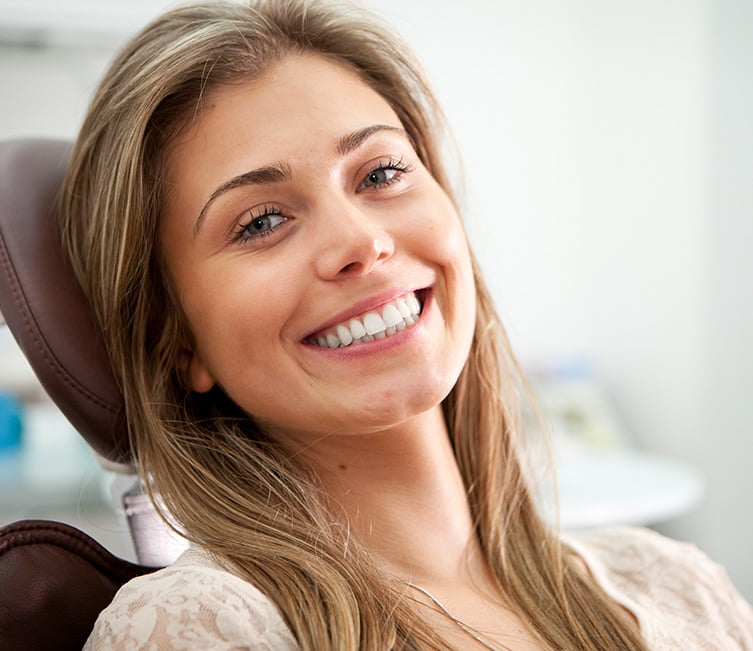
[60,1,646,648]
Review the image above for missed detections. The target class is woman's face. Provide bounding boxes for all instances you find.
[161,53,476,445]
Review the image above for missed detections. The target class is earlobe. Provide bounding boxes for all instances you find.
[178,350,216,393]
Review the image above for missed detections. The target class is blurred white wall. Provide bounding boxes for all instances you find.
[700,0,753,599]
[1,0,751,598]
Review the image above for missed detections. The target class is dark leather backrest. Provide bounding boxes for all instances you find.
[0,139,130,464]
[0,520,155,650]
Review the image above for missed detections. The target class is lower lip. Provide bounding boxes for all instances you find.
[300,290,432,359]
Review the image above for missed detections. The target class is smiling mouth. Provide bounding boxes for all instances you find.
[305,290,425,349]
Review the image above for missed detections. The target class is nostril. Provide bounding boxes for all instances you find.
[317,232,392,280]
[339,261,361,275]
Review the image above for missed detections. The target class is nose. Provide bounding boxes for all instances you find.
[312,200,395,280]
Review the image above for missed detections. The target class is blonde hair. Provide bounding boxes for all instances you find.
[60,1,646,648]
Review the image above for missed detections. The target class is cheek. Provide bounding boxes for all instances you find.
[182,264,291,380]
[434,210,477,354]
[410,189,469,264]
[407,193,476,365]
[418,198,474,295]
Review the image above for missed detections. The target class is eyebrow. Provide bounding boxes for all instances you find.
[337,124,407,155]
[194,164,291,235]
[193,124,408,234]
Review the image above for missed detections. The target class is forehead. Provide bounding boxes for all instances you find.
[165,53,403,185]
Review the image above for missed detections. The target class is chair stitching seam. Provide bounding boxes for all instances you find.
[0,229,118,414]
[0,523,159,579]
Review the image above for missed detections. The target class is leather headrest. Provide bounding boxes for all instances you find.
[0,519,156,649]
[0,139,130,464]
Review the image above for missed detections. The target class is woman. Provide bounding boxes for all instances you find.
[61,1,752,649]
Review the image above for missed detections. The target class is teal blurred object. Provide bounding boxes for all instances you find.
[0,392,23,451]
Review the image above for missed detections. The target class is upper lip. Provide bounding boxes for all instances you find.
[301,285,430,341]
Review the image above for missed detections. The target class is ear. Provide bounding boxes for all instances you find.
[178,349,216,394]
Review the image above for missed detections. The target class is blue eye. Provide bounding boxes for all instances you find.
[235,209,287,242]
[359,158,412,191]
[362,167,398,188]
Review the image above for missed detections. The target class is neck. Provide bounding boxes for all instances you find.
[292,406,485,585]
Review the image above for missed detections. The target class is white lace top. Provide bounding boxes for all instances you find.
[85,526,753,649]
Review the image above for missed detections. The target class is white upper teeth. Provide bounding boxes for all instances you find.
[363,312,384,336]
[382,304,402,327]
[348,318,366,339]
[309,292,423,348]
[336,324,353,346]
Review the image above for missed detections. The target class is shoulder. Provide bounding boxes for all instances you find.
[84,546,298,650]
[563,526,753,648]
[563,525,709,578]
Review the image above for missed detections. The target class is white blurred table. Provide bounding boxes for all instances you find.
[556,446,704,530]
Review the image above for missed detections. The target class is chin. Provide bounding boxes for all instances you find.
[346,375,456,431]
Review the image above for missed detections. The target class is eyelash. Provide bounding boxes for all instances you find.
[232,204,288,244]
[359,157,413,191]
[230,157,414,245]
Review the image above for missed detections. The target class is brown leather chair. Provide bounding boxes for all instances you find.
[0,520,152,650]
[0,139,158,649]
